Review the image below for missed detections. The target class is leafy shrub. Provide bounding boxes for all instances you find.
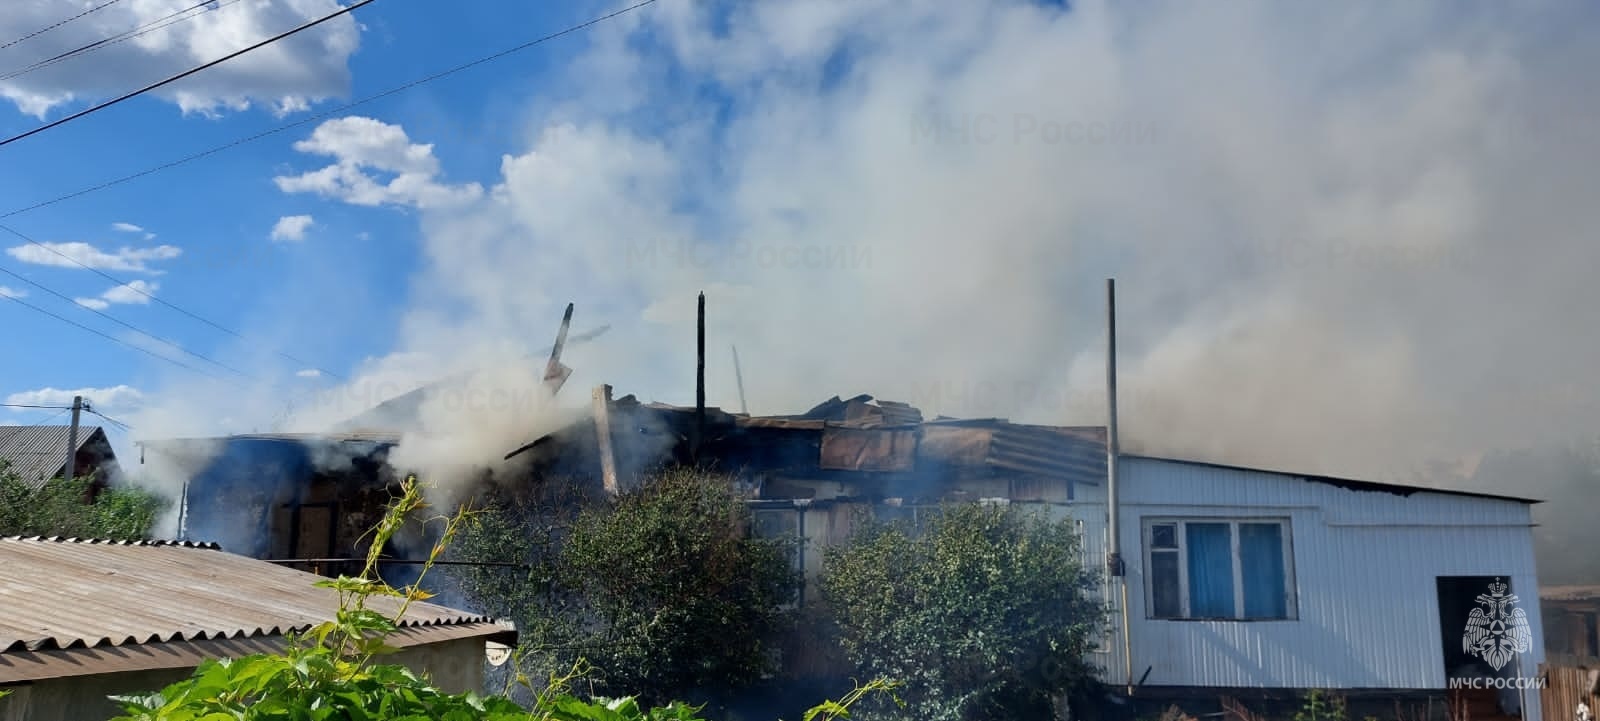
[556,467,799,703]
[105,475,893,721]
[819,503,1105,721]
[0,462,165,540]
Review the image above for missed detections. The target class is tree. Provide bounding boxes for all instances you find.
[111,475,897,721]
[453,467,799,706]
[818,503,1105,721]
[561,468,799,702]
[449,475,596,697]
[0,461,166,540]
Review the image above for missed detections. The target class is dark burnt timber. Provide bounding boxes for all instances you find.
[692,291,706,465]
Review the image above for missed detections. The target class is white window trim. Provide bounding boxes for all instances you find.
[1143,517,1297,621]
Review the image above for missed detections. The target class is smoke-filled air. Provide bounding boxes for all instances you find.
[115,0,1600,578]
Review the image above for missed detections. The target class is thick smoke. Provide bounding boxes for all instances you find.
[125,1,1600,575]
[369,0,1600,483]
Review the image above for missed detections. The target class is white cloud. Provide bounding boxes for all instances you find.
[100,280,159,305]
[0,0,361,118]
[296,368,323,378]
[5,385,145,414]
[271,214,315,242]
[75,280,159,310]
[111,222,143,233]
[5,241,180,272]
[274,117,483,209]
[0,286,25,299]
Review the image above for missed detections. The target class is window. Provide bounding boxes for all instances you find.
[875,503,942,534]
[1145,518,1294,620]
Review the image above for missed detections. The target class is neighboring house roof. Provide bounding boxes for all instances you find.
[0,536,514,683]
[0,424,109,489]
[1121,454,1541,505]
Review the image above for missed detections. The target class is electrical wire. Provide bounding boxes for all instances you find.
[0,0,127,51]
[0,286,230,382]
[1,0,243,83]
[0,0,381,148]
[0,222,343,380]
[0,262,254,379]
[84,408,132,431]
[0,0,662,219]
[1,404,134,430]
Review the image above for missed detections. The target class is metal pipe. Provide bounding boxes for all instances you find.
[732,345,749,415]
[1106,278,1133,694]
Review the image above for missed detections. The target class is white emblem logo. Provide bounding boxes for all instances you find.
[1462,579,1533,672]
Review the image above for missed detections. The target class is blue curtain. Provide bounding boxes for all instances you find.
[1186,523,1235,617]
[1239,523,1287,618]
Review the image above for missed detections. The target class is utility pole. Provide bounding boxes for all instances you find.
[64,395,82,480]
[1106,279,1133,695]
[692,292,706,464]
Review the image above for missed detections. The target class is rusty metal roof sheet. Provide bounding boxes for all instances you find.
[0,425,105,488]
[989,423,1106,483]
[819,426,918,472]
[0,537,499,661]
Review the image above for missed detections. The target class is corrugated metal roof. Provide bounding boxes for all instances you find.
[0,425,103,488]
[1121,454,1540,503]
[0,536,497,658]
[989,423,1106,483]
[0,621,512,683]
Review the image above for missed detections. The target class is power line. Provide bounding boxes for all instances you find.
[0,0,382,149]
[0,0,663,219]
[2,404,133,430]
[0,262,254,379]
[2,0,243,83]
[0,222,343,380]
[0,0,127,51]
[85,407,132,431]
[0,284,229,382]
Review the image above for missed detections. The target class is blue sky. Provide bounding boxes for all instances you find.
[2,0,1599,487]
[0,0,603,441]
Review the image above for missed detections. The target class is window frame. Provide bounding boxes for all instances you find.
[1142,516,1297,621]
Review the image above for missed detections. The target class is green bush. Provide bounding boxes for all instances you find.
[107,475,893,721]
[819,503,1105,721]
[0,462,165,540]
[553,468,797,703]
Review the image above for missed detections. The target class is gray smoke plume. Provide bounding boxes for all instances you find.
[123,0,1600,578]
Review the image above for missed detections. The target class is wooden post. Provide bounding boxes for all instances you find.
[693,292,705,464]
[593,384,619,495]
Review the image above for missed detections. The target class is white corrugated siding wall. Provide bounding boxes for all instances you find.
[1061,458,1543,721]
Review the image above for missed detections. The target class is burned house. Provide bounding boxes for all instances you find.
[139,431,404,576]
[141,388,1546,719]
[1542,586,1600,661]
